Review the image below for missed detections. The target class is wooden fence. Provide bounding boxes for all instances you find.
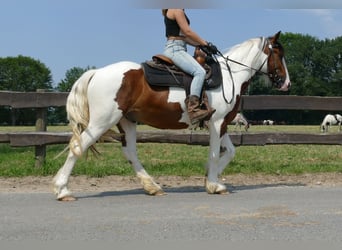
[1,90,342,167]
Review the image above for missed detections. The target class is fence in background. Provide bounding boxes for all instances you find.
[1,90,342,167]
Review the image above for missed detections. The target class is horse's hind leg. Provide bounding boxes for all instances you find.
[53,151,78,201]
[118,118,164,195]
[53,125,109,200]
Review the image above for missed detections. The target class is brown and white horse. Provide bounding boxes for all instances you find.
[53,31,290,200]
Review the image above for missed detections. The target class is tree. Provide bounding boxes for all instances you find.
[57,67,92,92]
[323,37,342,96]
[0,55,53,125]
[0,55,52,91]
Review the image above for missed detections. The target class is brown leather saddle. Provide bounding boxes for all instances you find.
[141,53,222,96]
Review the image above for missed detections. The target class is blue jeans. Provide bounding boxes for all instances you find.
[163,39,206,97]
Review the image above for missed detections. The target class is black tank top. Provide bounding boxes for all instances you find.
[164,9,190,37]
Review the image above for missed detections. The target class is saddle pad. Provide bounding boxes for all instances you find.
[141,62,192,88]
[141,57,223,91]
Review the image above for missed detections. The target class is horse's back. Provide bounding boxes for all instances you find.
[84,61,142,121]
[87,61,141,96]
[97,61,141,78]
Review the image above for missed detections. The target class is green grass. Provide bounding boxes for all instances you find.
[1,125,341,177]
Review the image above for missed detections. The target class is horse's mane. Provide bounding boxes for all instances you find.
[222,37,265,58]
[220,36,271,87]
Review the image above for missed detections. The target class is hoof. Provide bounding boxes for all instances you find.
[206,187,229,195]
[57,195,77,202]
[213,189,229,195]
[205,179,228,194]
[153,189,166,196]
[146,188,166,196]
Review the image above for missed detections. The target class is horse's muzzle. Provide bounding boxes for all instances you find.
[279,79,291,91]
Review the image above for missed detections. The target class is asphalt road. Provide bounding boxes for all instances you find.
[1,185,341,241]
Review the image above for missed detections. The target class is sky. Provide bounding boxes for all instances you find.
[1,0,342,86]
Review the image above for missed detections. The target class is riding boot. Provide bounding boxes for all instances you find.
[201,92,216,121]
[185,95,214,125]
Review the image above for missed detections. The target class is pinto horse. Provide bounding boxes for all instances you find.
[53,31,290,201]
[320,114,342,132]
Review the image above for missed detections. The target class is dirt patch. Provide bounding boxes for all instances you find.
[1,173,341,193]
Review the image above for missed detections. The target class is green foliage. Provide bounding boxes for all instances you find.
[246,32,342,124]
[249,32,342,97]
[0,55,52,91]
[57,66,94,92]
[0,55,53,125]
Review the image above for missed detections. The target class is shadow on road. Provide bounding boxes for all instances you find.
[77,182,306,199]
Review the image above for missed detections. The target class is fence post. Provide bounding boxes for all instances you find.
[35,89,47,167]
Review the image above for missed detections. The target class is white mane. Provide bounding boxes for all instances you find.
[216,37,268,95]
[219,37,268,75]
[222,37,265,58]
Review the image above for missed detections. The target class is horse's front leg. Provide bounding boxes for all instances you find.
[217,133,236,175]
[205,124,228,194]
[119,118,164,195]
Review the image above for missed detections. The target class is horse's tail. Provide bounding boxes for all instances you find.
[66,69,97,157]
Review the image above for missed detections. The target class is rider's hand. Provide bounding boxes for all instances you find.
[199,42,219,55]
[206,42,219,55]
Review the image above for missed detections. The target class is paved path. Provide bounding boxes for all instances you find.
[1,185,341,241]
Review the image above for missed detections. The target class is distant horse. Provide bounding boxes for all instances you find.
[320,114,342,132]
[53,31,290,201]
[263,119,274,125]
[231,113,250,131]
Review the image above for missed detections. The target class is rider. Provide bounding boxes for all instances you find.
[162,9,219,125]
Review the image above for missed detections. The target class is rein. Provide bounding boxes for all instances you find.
[213,38,273,104]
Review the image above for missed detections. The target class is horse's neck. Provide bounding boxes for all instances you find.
[221,37,267,82]
[218,37,267,104]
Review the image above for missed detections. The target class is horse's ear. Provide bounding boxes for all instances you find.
[274,31,281,41]
[269,31,281,43]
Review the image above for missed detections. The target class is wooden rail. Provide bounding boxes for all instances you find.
[1,131,342,147]
[1,90,342,167]
[241,95,342,111]
[1,91,342,110]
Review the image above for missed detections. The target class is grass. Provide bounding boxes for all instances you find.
[0,125,341,177]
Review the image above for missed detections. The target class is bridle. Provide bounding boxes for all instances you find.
[264,40,285,88]
[211,37,284,103]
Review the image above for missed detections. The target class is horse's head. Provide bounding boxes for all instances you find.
[264,31,291,91]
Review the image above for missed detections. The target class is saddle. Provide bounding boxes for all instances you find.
[141,51,222,96]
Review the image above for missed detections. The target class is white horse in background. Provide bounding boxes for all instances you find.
[263,119,274,125]
[320,114,342,132]
[231,113,250,131]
